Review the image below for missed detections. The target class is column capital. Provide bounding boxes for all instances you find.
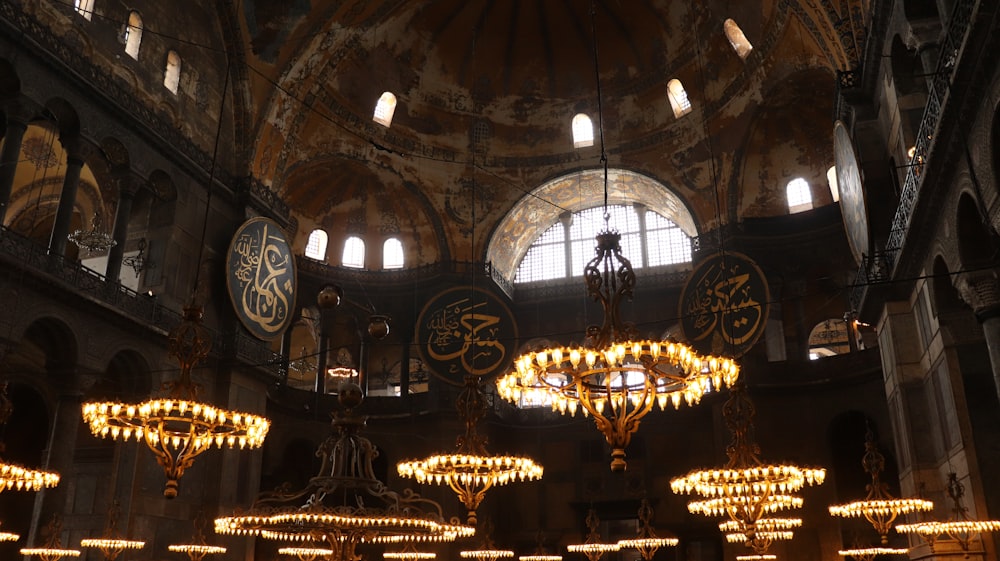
[2,101,37,128]
[955,269,1000,321]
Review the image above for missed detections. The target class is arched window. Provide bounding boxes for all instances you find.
[786,177,813,213]
[164,50,182,93]
[666,79,692,119]
[826,166,839,202]
[304,229,328,261]
[74,0,94,20]
[572,114,594,148]
[724,19,753,59]
[342,236,365,268]
[383,238,404,269]
[373,92,397,127]
[808,318,850,359]
[123,11,143,59]
[515,205,692,283]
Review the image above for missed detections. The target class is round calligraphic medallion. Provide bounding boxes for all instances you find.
[416,286,518,381]
[834,120,870,265]
[225,217,297,341]
[678,251,769,358]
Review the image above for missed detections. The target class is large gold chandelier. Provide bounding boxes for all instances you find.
[81,304,270,498]
[670,383,825,532]
[616,499,678,560]
[720,518,801,555]
[895,472,1000,555]
[828,428,932,544]
[496,227,738,472]
[215,383,475,561]
[0,382,60,493]
[398,375,543,525]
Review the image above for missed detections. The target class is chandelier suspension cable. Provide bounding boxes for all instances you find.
[590,0,609,218]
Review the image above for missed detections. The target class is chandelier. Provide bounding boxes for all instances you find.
[670,383,825,530]
[215,383,475,561]
[67,213,116,254]
[398,375,543,525]
[495,0,738,474]
[0,382,60,493]
[168,514,227,561]
[288,346,318,375]
[720,518,801,555]
[567,509,620,561]
[520,534,562,561]
[828,427,932,544]
[616,499,678,560]
[384,543,437,561]
[895,472,1000,555]
[81,304,270,498]
[282,546,337,561]
[837,547,909,561]
[79,500,145,561]
[21,516,81,561]
[736,555,776,561]
[0,523,18,542]
[460,519,515,561]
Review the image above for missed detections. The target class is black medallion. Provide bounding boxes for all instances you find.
[225,217,297,341]
[416,286,517,381]
[679,251,769,358]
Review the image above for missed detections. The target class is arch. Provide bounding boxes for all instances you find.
[723,19,753,59]
[666,78,692,118]
[572,113,594,148]
[20,316,78,374]
[487,168,698,285]
[342,236,365,268]
[807,318,849,359]
[124,11,143,60]
[99,349,152,399]
[956,192,993,265]
[164,50,182,94]
[373,92,397,127]
[0,57,21,96]
[304,229,328,261]
[0,383,51,538]
[44,98,81,138]
[382,237,403,269]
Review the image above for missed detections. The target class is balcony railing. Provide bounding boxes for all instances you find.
[0,226,282,378]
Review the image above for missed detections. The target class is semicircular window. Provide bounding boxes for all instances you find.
[515,204,692,284]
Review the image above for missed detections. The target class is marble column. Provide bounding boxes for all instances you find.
[47,141,88,257]
[104,174,138,282]
[0,108,32,225]
[27,390,82,549]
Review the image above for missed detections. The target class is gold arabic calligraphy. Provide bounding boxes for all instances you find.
[683,258,766,352]
[232,223,292,336]
[424,296,507,376]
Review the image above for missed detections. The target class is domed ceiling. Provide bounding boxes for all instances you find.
[232,0,869,271]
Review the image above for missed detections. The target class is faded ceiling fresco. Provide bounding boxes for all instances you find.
[223,0,869,277]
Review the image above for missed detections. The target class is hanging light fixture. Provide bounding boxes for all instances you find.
[384,543,437,561]
[837,547,909,561]
[895,472,1000,554]
[79,500,145,560]
[21,516,81,561]
[828,427,933,544]
[670,383,825,530]
[460,519,515,561]
[121,237,148,277]
[736,555,776,561]
[616,499,678,560]
[398,375,543,525]
[215,383,475,561]
[495,0,739,473]
[81,304,270,498]
[169,514,227,561]
[520,533,562,561]
[67,213,116,254]
[0,523,18,542]
[281,546,337,561]
[567,509,620,561]
[719,518,800,555]
[0,382,60,493]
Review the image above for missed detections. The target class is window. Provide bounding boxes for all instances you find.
[572,114,594,148]
[724,19,753,59]
[304,229,328,261]
[373,92,397,127]
[826,166,839,202]
[123,11,143,60]
[786,177,813,213]
[515,205,692,284]
[74,0,94,20]
[383,238,404,269]
[342,236,365,268]
[666,79,692,118]
[163,50,182,94]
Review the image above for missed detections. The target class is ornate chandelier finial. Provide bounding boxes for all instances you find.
[398,375,543,525]
[81,304,270,498]
[670,383,825,533]
[828,427,932,543]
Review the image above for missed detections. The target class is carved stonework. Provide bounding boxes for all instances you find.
[955,271,1000,318]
